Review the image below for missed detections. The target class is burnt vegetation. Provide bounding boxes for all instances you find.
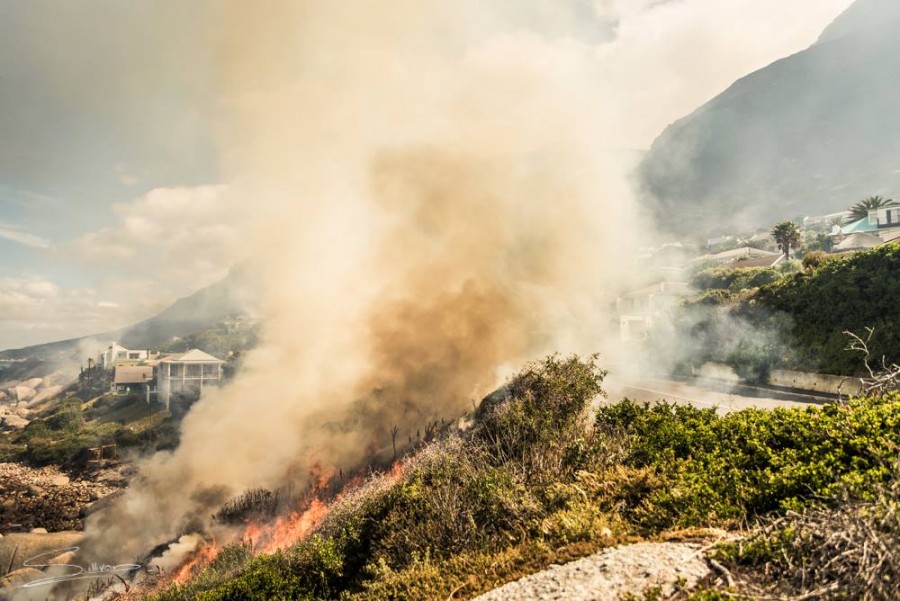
[146,355,900,601]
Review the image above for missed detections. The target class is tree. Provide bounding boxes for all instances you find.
[771,221,801,260]
[847,196,893,223]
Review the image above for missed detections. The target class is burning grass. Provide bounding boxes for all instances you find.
[142,358,900,601]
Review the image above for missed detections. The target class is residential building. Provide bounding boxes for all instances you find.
[835,202,900,243]
[112,365,154,400]
[98,343,159,369]
[690,246,780,267]
[833,232,882,252]
[616,281,696,342]
[157,349,225,408]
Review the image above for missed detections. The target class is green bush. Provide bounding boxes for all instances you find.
[43,398,84,432]
[691,267,782,293]
[801,250,829,271]
[596,394,900,530]
[751,244,900,374]
[474,354,607,482]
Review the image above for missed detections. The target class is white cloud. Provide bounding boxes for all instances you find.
[0,276,119,349]
[0,184,250,349]
[590,0,855,148]
[0,224,51,249]
[77,185,244,287]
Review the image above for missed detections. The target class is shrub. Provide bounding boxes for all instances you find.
[801,250,829,271]
[711,470,900,600]
[691,267,782,293]
[751,244,900,375]
[44,399,84,432]
[596,394,900,530]
[474,354,607,484]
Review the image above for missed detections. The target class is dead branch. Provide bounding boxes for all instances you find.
[844,328,900,396]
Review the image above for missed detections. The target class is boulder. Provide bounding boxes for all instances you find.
[24,378,43,390]
[29,527,48,534]
[28,385,63,406]
[0,531,82,573]
[13,386,35,403]
[48,474,70,487]
[1,414,29,430]
[47,550,77,565]
[0,566,43,589]
[26,485,47,498]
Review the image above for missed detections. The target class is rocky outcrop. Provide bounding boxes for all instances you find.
[472,542,711,601]
[0,464,121,533]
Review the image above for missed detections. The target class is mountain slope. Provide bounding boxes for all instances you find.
[638,0,900,236]
[0,266,258,362]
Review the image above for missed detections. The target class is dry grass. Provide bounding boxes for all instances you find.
[712,473,900,600]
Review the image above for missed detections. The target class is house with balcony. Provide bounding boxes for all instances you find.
[157,349,225,408]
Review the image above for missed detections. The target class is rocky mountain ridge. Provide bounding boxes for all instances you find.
[638,0,900,236]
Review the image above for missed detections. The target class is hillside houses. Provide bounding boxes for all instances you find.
[833,201,900,244]
[104,344,226,409]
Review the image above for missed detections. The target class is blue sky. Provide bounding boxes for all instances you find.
[0,0,853,350]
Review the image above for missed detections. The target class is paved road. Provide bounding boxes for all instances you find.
[604,376,828,413]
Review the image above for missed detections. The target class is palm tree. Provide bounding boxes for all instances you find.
[846,196,893,223]
[771,221,801,260]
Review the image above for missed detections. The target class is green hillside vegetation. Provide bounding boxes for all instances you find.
[689,261,801,303]
[149,356,900,601]
[749,243,900,375]
[674,244,900,377]
[0,395,178,468]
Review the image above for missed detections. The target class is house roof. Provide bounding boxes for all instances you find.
[691,246,779,264]
[166,349,225,363]
[834,232,882,251]
[114,365,154,385]
[730,255,784,269]
[840,217,879,234]
[620,281,696,300]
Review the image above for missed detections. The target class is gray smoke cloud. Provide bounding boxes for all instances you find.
[79,0,850,578]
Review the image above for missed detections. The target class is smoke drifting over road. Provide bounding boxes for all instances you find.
[79,0,647,568]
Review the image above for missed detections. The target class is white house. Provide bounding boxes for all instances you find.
[157,349,225,408]
[98,343,158,369]
[616,281,696,342]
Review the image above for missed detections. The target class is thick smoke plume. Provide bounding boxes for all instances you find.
[80,0,646,566]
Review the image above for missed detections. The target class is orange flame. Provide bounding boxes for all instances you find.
[169,460,410,589]
[244,498,329,554]
[172,540,221,584]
